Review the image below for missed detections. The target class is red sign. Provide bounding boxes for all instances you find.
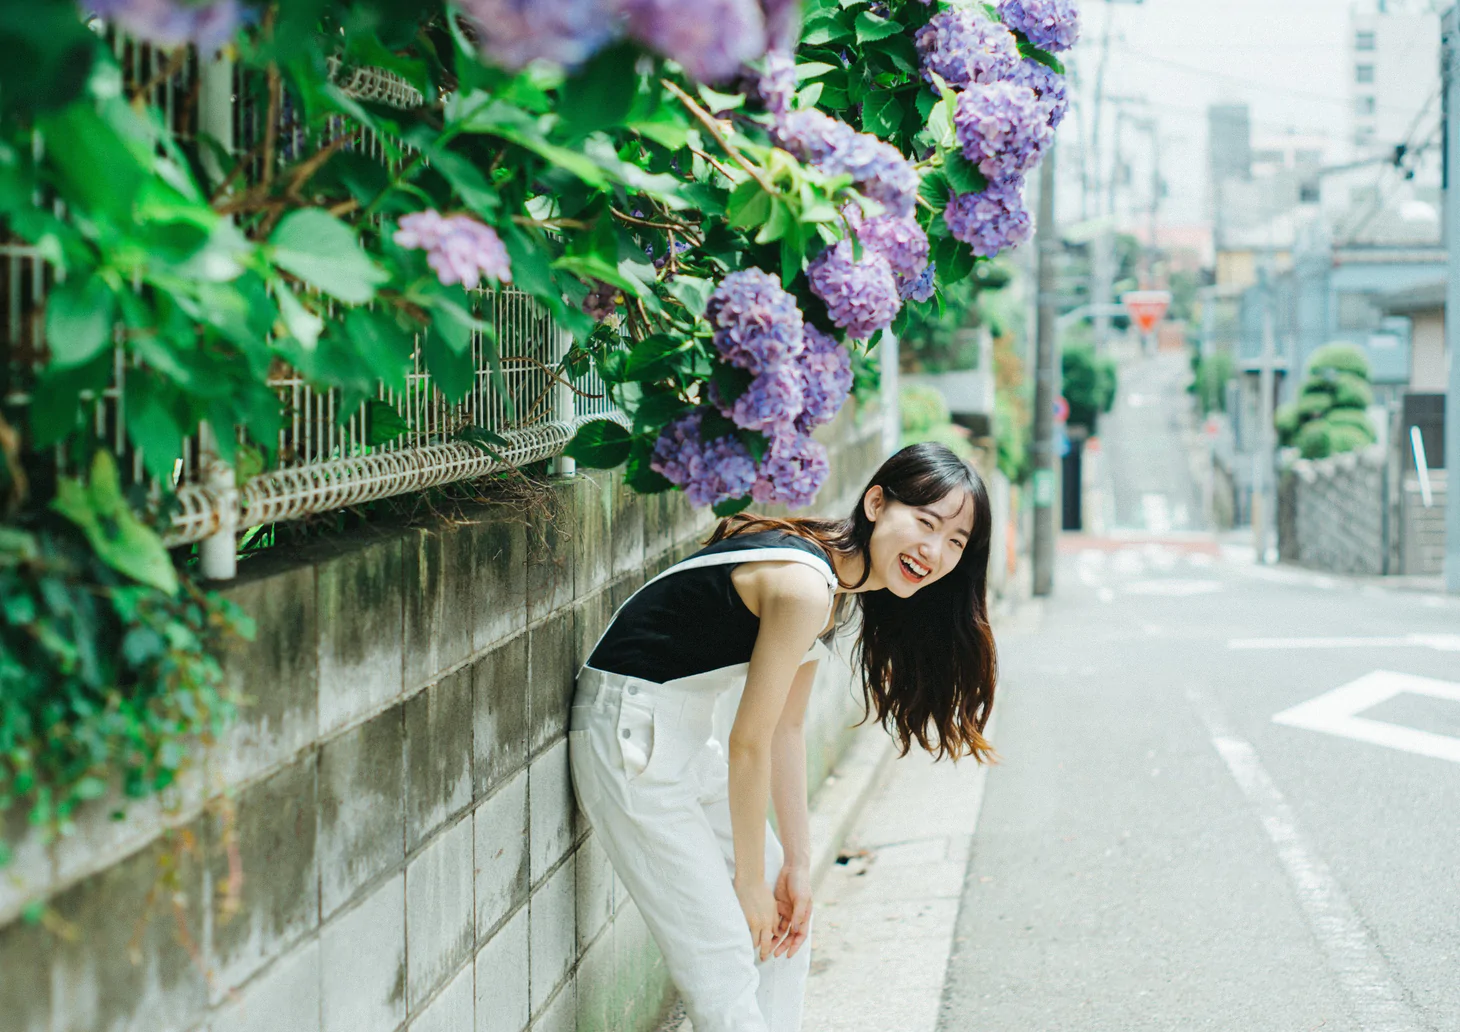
[1053,396,1069,423]
[1122,290,1171,334]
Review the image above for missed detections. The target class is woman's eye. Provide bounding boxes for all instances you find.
[951,539,965,550]
[919,518,934,530]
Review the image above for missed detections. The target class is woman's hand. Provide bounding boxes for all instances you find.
[772,864,812,958]
[735,877,781,961]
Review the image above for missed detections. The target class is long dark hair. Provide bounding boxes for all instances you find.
[707,442,997,762]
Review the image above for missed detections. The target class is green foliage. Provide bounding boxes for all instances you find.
[0,519,250,855]
[1188,349,1232,416]
[1279,342,1376,458]
[993,390,1028,483]
[899,385,973,459]
[1060,343,1117,431]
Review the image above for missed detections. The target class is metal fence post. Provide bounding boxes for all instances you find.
[553,326,576,477]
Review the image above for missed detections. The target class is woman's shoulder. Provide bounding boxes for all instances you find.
[702,528,831,563]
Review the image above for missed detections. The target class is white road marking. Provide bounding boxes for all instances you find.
[1141,493,1172,533]
[1123,578,1223,597]
[1186,688,1424,1032]
[1229,634,1460,652]
[1270,670,1460,765]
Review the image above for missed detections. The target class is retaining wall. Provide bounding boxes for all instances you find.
[0,406,889,1032]
[1277,446,1387,575]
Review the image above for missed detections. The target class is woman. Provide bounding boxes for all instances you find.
[569,442,998,1032]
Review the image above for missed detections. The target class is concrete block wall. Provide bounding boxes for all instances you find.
[1279,445,1387,575]
[0,405,888,1032]
[1401,471,1447,576]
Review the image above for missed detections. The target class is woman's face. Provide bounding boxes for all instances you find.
[862,486,976,597]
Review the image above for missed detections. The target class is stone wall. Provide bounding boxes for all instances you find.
[1401,471,1447,576]
[0,406,889,1032]
[1277,446,1387,575]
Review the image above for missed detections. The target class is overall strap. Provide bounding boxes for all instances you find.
[578,545,839,677]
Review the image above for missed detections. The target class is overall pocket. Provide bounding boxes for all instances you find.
[614,694,658,781]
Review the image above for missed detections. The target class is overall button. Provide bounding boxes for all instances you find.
[627,684,639,695]
[621,728,632,739]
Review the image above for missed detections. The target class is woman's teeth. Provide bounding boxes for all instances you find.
[899,554,930,580]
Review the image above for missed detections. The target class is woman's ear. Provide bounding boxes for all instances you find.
[862,485,884,522]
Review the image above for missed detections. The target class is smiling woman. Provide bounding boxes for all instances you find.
[568,441,997,1032]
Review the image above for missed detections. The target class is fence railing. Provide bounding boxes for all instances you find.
[2,32,623,578]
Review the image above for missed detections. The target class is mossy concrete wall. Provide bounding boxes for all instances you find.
[0,405,887,1032]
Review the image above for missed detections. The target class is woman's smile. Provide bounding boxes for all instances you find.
[897,552,931,583]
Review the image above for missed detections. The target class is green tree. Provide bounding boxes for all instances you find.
[1273,343,1377,459]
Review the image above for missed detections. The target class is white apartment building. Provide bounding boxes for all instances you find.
[1349,3,1440,169]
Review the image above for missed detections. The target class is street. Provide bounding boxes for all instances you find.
[804,351,1460,1032]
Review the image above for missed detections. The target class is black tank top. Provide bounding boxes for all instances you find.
[586,530,834,684]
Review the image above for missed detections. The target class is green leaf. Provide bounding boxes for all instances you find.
[712,495,753,517]
[624,334,695,381]
[422,321,475,403]
[728,181,774,230]
[44,273,114,369]
[0,6,98,116]
[697,85,746,113]
[51,452,179,595]
[364,399,410,446]
[862,90,904,139]
[803,13,855,45]
[559,43,640,135]
[456,425,509,461]
[565,419,632,468]
[124,375,189,486]
[920,169,952,211]
[344,308,414,392]
[1018,41,1066,76]
[854,11,904,42]
[944,149,988,195]
[629,118,691,152]
[632,391,690,435]
[38,104,147,225]
[664,275,715,317]
[275,285,323,351]
[426,146,500,218]
[270,209,388,304]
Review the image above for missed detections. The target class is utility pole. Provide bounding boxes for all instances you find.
[1443,6,1460,592]
[1032,143,1059,596]
[1254,264,1277,565]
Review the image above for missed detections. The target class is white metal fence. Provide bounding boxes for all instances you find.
[2,32,623,577]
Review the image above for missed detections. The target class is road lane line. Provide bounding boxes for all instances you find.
[1186,688,1424,1032]
[1229,634,1460,652]
[1272,671,1460,765]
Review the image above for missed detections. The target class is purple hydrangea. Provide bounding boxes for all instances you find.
[997,0,1080,52]
[761,0,803,51]
[916,8,1020,90]
[794,327,853,431]
[751,431,830,509]
[945,179,1032,257]
[714,364,805,433]
[899,262,937,302]
[651,411,758,507]
[773,110,920,218]
[755,51,798,115]
[458,0,618,70]
[953,82,1052,182]
[808,240,901,340]
[705,269,805,373]
[620,0,767,83]
[581,281,619,321]
[1006,57,1069,128]
[850,209,930,281]
[395,210,513,288]
[86,0,241,52]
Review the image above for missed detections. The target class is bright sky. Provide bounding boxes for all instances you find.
[1060,0,1403,227]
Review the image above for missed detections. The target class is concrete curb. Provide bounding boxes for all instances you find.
[653,721,898,1032]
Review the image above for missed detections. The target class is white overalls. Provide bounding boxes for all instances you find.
[569,546,839,1032]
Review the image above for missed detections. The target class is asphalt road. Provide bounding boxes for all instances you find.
[939,352,1460,1032]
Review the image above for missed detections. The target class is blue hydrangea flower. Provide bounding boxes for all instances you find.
[621,0,767,83]
[751,430,830,509]
[761,0,803,51]
[86,0,241,52]
[850,208,931,281]
[1006,57,1069,128]
[713,364,805,433]
[651,411,758,507]
[953,82,1052,182]
[754,51,798,115]
[460,0,619,70]
[705,269,805,374]
[395,211,513,287]
[899,262,937,303]
[997,0,1080,52]
[916,8,1020,90]
[773,110,920,218]
[794,327,853,431]
[808,240,901,340]
[944,179,1032,257]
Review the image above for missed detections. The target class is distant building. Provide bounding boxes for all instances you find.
[1348,4,1440,166]
[1207,104,1251,188]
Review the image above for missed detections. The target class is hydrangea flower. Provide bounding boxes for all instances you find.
[1006,57,1069,128]
[794,327,853,431]
[458,0,619,70]
[850,209,931,281]
[86,0,241,52]
[945,179,1032,257]
[997,0,1081,52]
[395,211,513,287]
[651,411,758,507]
[773,110,920,218]
[916,8,1020,90]
[705,269,805,373]
[581,281,619,322]
[714,364,805,433]
[761,0,803,51]
[620,0,767,83]
[808,240,901,340]
[899,262,937,303]
[751,431,830,508]
[754,51,798,115]
[953,82,1052,182]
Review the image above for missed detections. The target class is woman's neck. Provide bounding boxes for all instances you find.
[829,546,883,595]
